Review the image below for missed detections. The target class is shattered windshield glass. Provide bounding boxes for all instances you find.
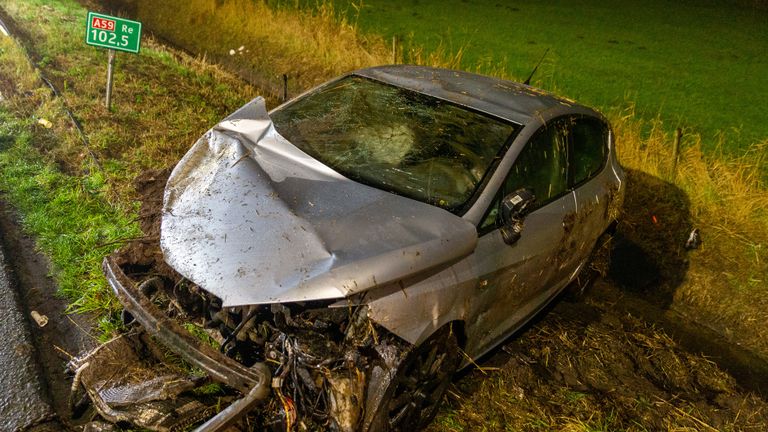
[271,76,519,212]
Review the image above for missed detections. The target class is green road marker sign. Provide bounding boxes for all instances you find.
[86,12,141,53]
[85,12,142,110]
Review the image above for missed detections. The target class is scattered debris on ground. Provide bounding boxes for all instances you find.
[69,334,216,431]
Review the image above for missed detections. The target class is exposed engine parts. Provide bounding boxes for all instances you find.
[75,262,409,432]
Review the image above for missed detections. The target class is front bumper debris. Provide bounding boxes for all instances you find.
[69,335,215,431]
[101,256,271,429]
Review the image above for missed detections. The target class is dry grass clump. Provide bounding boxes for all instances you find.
[128,0,390,95]
[0,34,39,97]
[612,107,768,231]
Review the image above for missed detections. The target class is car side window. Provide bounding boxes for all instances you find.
[504,123,568,203]
[569,117,608,186]
[479,121,569,232]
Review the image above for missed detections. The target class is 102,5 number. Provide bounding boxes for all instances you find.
[89,29,129,47]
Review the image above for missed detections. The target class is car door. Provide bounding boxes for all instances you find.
[463,119,577,358]
[559,116,614,277]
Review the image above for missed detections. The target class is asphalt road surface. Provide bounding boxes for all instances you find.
[0,235,59,431]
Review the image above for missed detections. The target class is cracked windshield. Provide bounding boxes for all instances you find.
[271,76,519,211]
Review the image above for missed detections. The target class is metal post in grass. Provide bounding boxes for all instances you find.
[671,127,683,179]
[282,74,288,102]
[105,49,115,110]
[85,12,142,111]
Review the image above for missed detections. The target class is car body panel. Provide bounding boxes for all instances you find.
[354,66,575,126]
[363,193,578,357]
[160,97,478,307]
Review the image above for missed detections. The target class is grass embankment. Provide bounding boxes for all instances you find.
[107,0,391,98]
[0,0,766,413]
[0,0,260,332]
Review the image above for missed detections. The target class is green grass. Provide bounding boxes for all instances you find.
[324,0,768,153]
[0,0,256,334]
[0,108,139,334]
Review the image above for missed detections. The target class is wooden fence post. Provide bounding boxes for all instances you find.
[671,127,682,178]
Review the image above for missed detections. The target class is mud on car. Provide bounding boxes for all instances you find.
[88,65,624,431]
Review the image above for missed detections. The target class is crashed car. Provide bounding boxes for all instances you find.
[98,65,624,431]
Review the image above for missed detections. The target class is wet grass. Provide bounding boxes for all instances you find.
[0,36,139,335]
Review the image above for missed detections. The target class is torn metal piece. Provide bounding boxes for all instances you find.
[103,256,272,396]
[685,228,701,250]
[30,310,48,327]
[99,375,199,407]
[69,335,214,431]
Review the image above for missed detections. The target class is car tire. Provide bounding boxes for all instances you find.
[366,324,461,432]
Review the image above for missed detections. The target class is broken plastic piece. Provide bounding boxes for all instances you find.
[685,228,701,250]
[30,310,48,327]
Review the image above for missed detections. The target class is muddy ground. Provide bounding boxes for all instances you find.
[3,167,767,431]
[429,281,768,431]
[0,200,99,425]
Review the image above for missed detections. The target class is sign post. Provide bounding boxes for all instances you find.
[105,49,115,109]
[85,12,142,110]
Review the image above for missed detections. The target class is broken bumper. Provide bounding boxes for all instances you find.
[102,256,271,398]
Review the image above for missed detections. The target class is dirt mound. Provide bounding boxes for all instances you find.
[112,167,179,281]
[432,286,768,431]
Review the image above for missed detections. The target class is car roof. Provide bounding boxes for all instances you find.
[354,65,591,126]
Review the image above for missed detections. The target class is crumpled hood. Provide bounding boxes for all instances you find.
[160,97,478,307]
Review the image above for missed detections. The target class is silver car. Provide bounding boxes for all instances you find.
[104,65,624,431]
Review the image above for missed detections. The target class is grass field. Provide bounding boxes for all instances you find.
[321,0,768,154]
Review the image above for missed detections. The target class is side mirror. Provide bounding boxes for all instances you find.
[499,188,535,245]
